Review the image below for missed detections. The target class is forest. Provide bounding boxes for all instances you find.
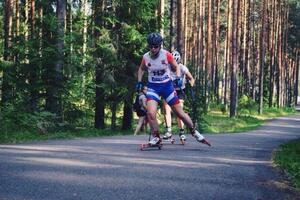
[0,0,300,134]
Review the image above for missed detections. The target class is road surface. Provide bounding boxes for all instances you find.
[1,113,300,200]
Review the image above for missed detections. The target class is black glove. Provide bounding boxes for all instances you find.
[135,81,143,91]
[173,77,183,88]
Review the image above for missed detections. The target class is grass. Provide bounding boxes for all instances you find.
[0,107,296,144]
[203,107,296,134]
[274,139,300,189]
[0,128,133,144]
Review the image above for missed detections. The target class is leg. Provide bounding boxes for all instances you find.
[146,100,162,145]
[171,103,194,129]
[171,103,211,146]
[163,101,172,138]
[134,116,146,135]
[143,117,148,134]
[161,81,210,146]
[146,100,159,137]
[176,99,185,131]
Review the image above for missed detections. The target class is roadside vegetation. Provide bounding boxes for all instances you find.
[274,139,300,189]
[203,107,296,133]
[0,106,296,144]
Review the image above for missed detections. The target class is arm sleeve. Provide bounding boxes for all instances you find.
[166,52,175,63]
[181,64,189,75]
[140,57,146,66]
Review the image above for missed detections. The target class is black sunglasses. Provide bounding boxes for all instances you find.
[148,45,160,49]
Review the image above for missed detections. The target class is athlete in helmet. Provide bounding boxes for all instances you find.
[136,33,211,146]
[163,50,195,143]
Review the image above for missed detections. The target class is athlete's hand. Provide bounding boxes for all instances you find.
[135,81,143,91]
[174,78,183,88]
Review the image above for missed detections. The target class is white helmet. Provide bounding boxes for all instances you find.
[172,50,181,63]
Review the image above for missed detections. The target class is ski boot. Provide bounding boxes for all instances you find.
[192,129,211,147]
[162,132,175,144]
[140,132,163,151]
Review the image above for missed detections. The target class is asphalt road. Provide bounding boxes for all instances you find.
[1,113,300,200]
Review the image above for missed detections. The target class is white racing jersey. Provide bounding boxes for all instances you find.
[141,49,174,83]
[170,63,189,90]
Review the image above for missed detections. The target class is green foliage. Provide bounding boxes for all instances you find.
[182,64,208,131]
[288,0,300,48]
[203,112,262,133]
[0,60,14,70]
[0,104,59,134]
[203,107,295,134]
[238,95,258,115]
[1,0,297,135]
[274,139,300,189]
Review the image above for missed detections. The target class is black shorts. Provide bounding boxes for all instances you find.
[137,110,147,117]
[176,89,186,100]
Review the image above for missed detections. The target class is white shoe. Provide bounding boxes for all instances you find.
[193,130,204,141]
[148,137,161,145]
[163,132,172,139]
[192,130,211,146]
[179,134,186,141]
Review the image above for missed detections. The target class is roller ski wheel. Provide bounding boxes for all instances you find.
[140,143,162,151]
[180,138,186,145]
[200,138,211,147]
[179,134,186,145]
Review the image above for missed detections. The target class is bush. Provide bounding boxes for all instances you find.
[220,104,227,114]
[238,95,258,115]
[0,105,73,134]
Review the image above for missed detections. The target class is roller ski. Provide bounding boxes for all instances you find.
[162,132,175,144]
[140,137,162,151]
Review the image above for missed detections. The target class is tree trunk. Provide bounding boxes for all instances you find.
[223,0,232,109]
[122,94,133,130]
[177,0,184,56]
[169,0,174,51]
[94,0,105,129]
[268,0,276,108]
[295,49,299,106]
[47,0,66,119]
[158,0,165,37]
[258,0,267,114]
[206,0,212,102]
[214,0,221,102]
[2,0,13,105]
[276,0,283,107]
[29,0,39,112]
[111,102,117,130]
[230,0,239,117]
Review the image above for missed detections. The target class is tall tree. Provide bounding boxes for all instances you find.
[2,0,13,105]
[46,0,66,119]
[158,0,165,37]
[258,0,267,114]
[177,0,184,58]
[223,0,232,109]
[268,0,276,108]
[230,0,239,117]
[169,0,174,51]
[94,0,106,129]
[28,0,39,112]
[295,49,299,105]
